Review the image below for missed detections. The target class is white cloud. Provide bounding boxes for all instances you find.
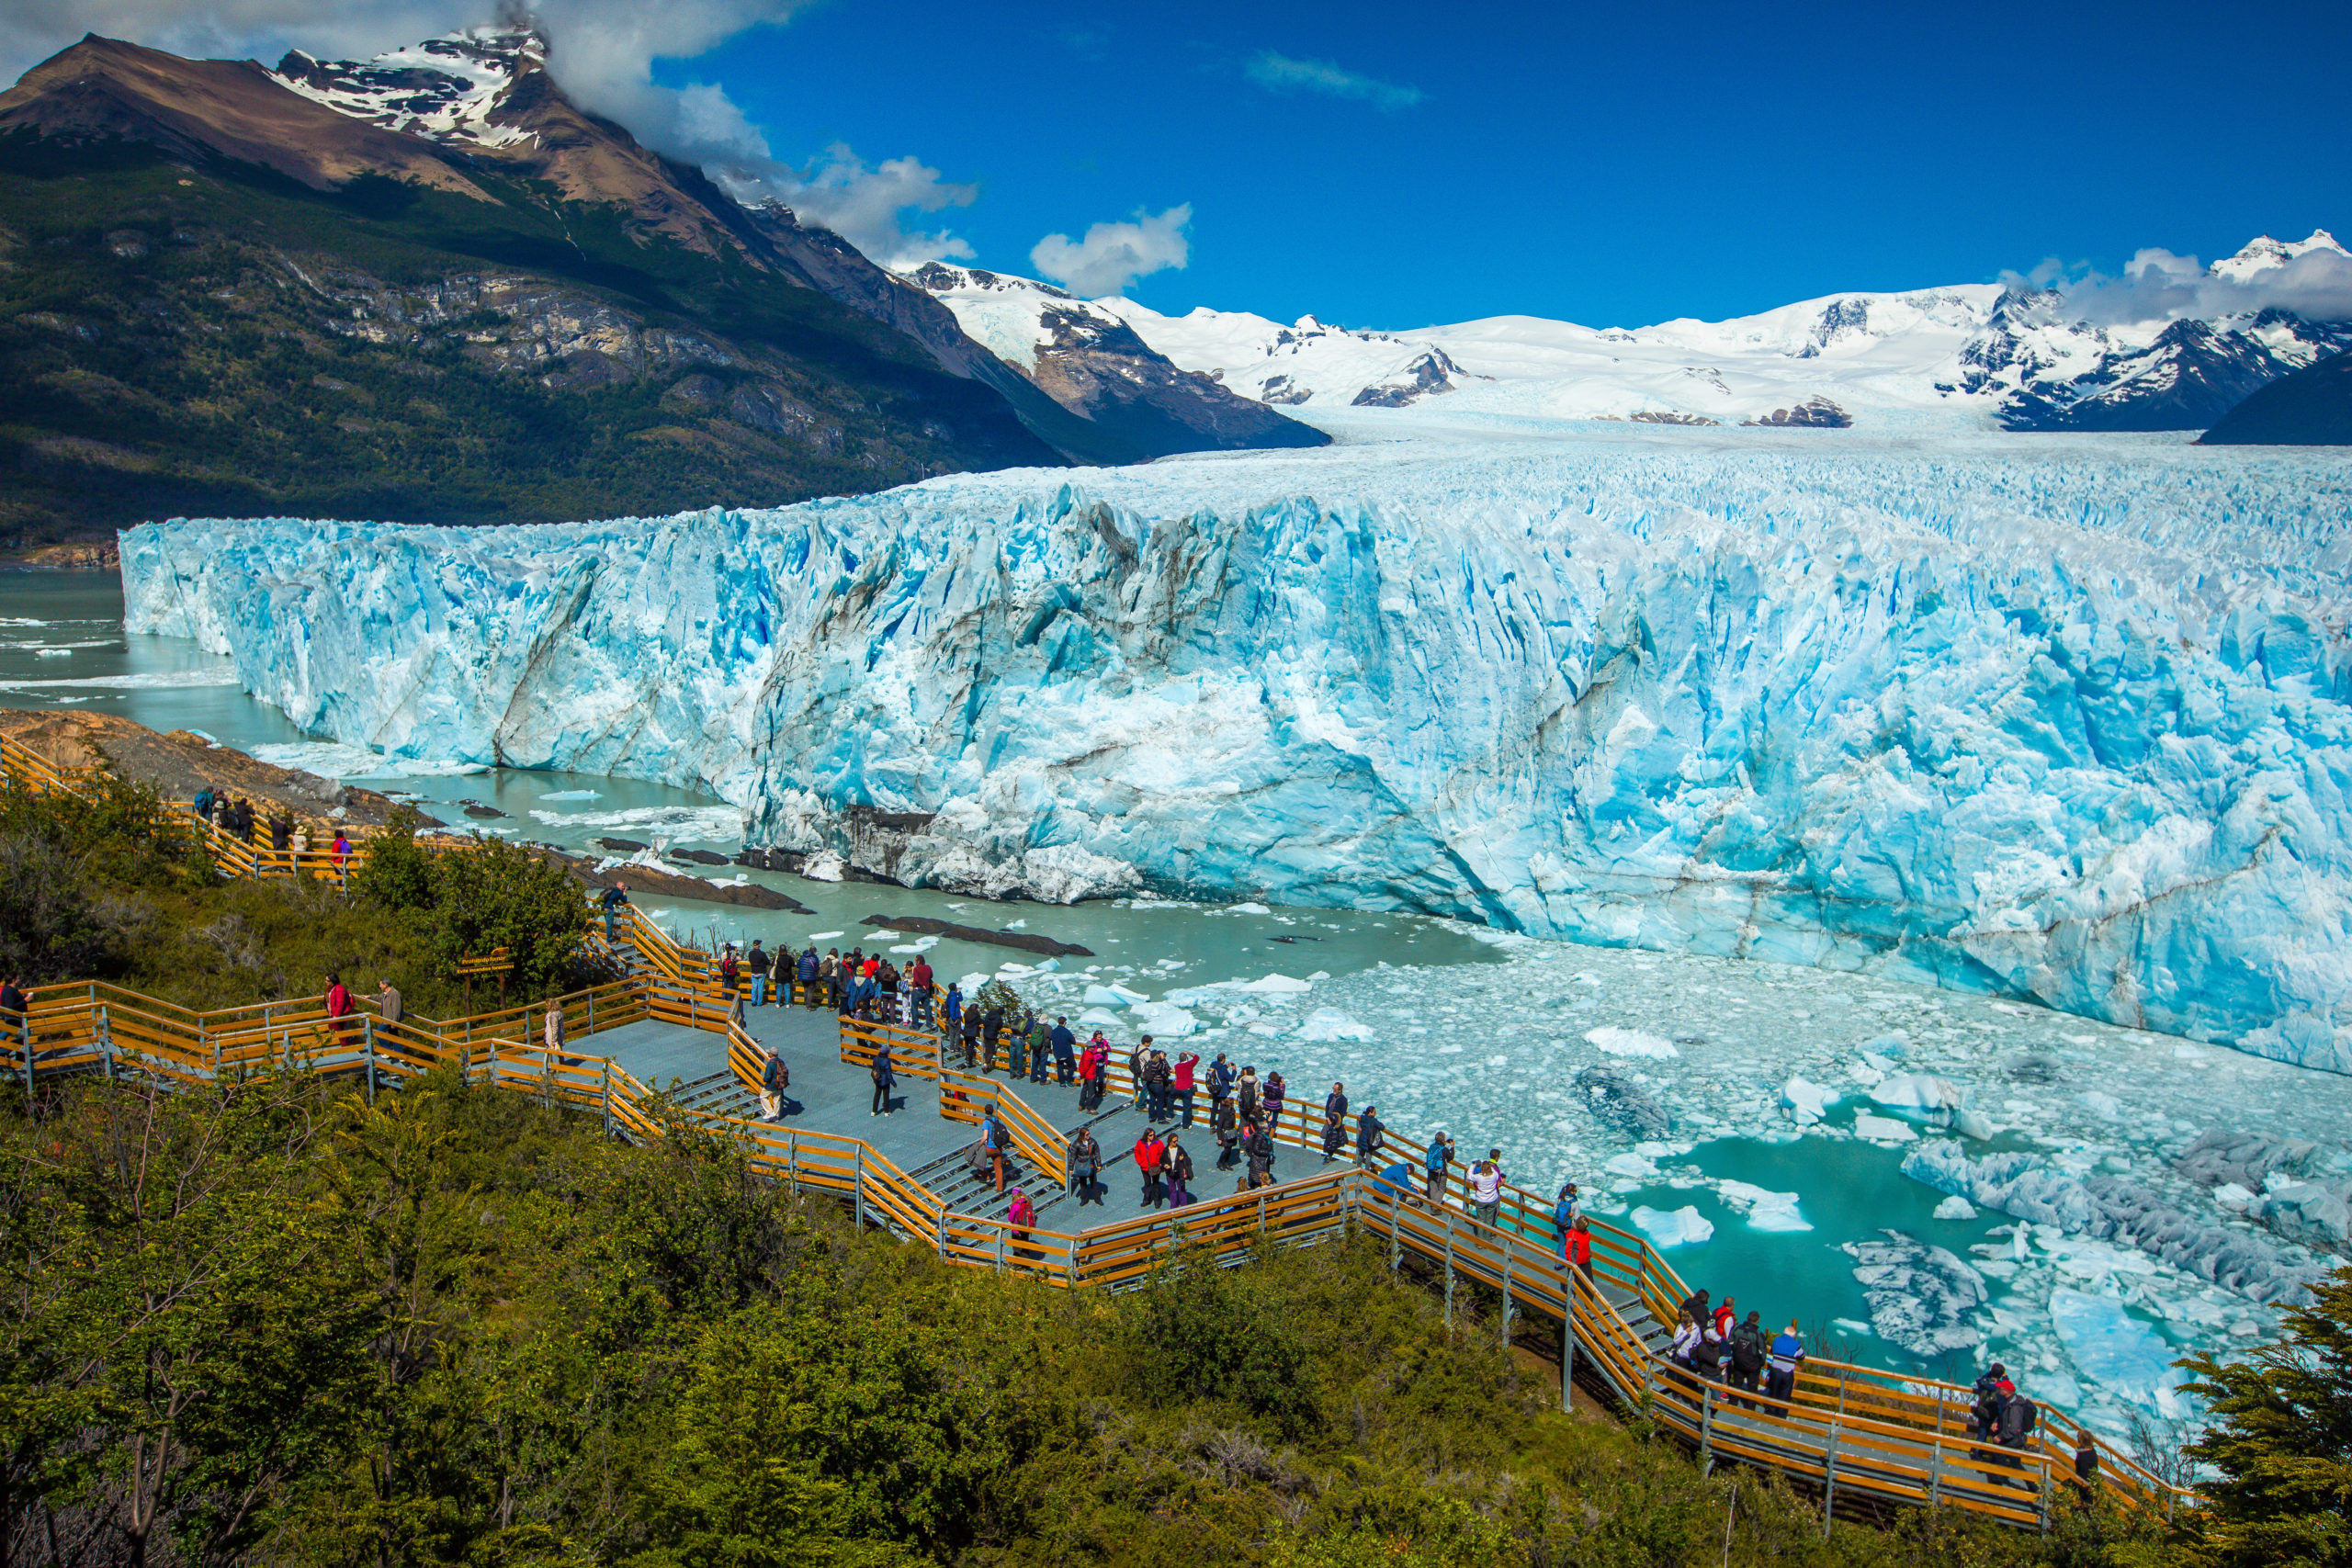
[1030,205,1192,298]
[2009,235,2352,325]
[755,145,978,266]
[1244,50,1421,111]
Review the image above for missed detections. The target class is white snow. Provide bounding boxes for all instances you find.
[1585,1026,1679,1060]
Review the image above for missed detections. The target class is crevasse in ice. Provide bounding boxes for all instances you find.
[118,432,2352,1070]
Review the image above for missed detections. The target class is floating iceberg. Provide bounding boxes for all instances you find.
[1632,1204,1715,1247]
[1294,1008,1376,1042]
[1781,1076,1838,1125]
[1844,1231,1987,1357]
[1871,1073,1965,1112]
[2048,1288,2190,1415]
[119,433,2352,1072]
[1585,1026,1679,1060]
[1720,1180,1812,1232]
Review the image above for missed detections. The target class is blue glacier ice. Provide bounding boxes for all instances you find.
[118,429,2352,1070]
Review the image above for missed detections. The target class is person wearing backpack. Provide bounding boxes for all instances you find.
[979,1110,1011,1193]
[1006,1188,1038,1265]
[1469,1153,1505,1228]
[1765,1321,1805,1413]
[1423,1130,1454,1205]
[1354,1103,1385,1168]
[1994,1381,2038,1486]
[1728,1311,1768,1408]
[760,1049,790,1122]
[1130,1037,1153,1111]
[1213,1094,1240,1168]
[870,1043,895,1117]
[1970,1362,2009,1438]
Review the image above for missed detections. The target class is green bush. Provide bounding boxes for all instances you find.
[353,809,589,997]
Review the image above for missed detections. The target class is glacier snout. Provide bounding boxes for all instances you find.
[119,439,2352,1070]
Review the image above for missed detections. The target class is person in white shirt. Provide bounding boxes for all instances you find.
[1470,1150,1505,1227]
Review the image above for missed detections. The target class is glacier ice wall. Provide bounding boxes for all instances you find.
[119,433,2352,1071]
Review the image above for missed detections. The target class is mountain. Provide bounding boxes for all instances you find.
[2198,348,2352,445]
[0,30,1314,551]
[1093,231,2352,434]
[902,264,1326,455]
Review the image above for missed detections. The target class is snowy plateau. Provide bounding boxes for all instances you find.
[918,231,2352,433]
[122,425,2352,1077]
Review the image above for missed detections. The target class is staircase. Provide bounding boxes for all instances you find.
[909,1144,1077,1226]
[669,1069,761,1121]
[1596,1282,1675,1404]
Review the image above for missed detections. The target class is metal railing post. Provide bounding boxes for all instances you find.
[854,1145,865,1230]
[365,1016,377,1103]
[1443,1212,1456,1325]
[1822,1423,1841,1539]
[1500,1237,1516,1345]
[1699,1383,1713,1475]
[602,1060,612,1135]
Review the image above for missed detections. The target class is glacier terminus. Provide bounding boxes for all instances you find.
[120,424,2352,1074]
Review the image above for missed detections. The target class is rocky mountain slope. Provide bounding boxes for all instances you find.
[0,30,1317,550]
[1098,232,2352,433]
[2199,348,2352,446]
[903,264,1325,456]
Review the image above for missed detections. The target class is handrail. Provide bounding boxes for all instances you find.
[0,896,2192,1524]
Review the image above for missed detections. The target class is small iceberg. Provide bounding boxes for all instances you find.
[1632,1204,1714,1247]
[1585,1026,1679,1060]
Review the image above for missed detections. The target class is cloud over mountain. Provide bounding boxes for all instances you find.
[1031,205,1193,298]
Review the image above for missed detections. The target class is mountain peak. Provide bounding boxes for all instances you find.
[272,27,547,151]
[2212,229,2348,282]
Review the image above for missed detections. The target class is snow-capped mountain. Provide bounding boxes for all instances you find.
[273,29,543,150]
[1087,231,2352,433]
[898,264,1324,454]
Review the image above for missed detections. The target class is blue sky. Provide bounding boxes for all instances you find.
[668,0,2351,328]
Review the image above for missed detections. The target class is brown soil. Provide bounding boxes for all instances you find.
[0,707,425,830]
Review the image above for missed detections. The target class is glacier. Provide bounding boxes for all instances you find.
[118,427,2352,1070]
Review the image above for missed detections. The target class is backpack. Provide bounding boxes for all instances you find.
[2015,1397,2038,1437]
[1731,1326,1765,1374]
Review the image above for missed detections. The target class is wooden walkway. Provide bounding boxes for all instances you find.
[0,739,2192,1533]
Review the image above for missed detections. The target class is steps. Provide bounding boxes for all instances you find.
[908,1144,1076,1226]
[670,1069,760,1121]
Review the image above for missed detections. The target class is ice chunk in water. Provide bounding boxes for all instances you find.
[1633,1205,1714,1247]
[1933,1195,1980,1221]
[2048,1288,2189,1414]
[1294,1009,1375,1042]
[1720,1181,1811,1232]
[1871,1073,1965,1111]
[1853,1113,1920,1143]
[1585,1026,1679,1060]
[1781,1077,1838,1125]
[1128,1001,1199,1037]
[1085,983,1149,1006]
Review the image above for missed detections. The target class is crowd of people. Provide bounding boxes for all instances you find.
[190,787,351,879]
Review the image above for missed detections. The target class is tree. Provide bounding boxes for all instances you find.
[353,815,588,997]
[2177,1264,2352,1568]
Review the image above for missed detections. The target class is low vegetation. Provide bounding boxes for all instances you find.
[0,1067,2199,1568]
[0,776,589,1011]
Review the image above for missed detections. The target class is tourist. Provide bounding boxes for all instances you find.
[1670,1310,1701,1369]
[1713,1296,1737,1345]
[1069,1125,1102,1203]
[1423,1129,1454,1204]
[942,978,961,1037]
[288,819,310,871]
[1469,1150,1505,1227]
[331,829,351,885]
[0,973,28,1055]
[2072,1432,2100,1508]
[1354,1102,1385,1168]
[1263,1069,1287,1132]
[1129,1037,1152,1110]
[1213,1094,1239,1168]
[980,1109,1010,1192]
[1027,1015,1051,1084]
[1007,1188,1037,1263]
[600,881,629,940]
[323,972,352,1049]
[1236,1064,1261,1126]
[956,1000,979,1068]
[269,810,291,864]
[1077,1037,1105,1111]
[1135,1124,1167,1208]
[543,998,565,1056]
[981,1004,1002,1072]
[1143,1045,1172,1121]
[1051,1016,1077,1085]
[1209,1052,1235,1112]
[1993,1379,2039,1483]
[1165,1134,1195,1206]
[1970,1362,2009,1438]
[1680,1287,1713,1329]
[1765,1321,1806,1413]
[718,944,741,996]
[746,941,771,1007]
[1242,1117,1275,1187]
[797,946,820,1006]
[870,1043,895,1117]
[1566,1215,1594,1285]
[760,1049,789,1121]
[909,954,933,1025]
[1172,1049,1199,1125]
[373,977,403,1028]
[1555,1180,1581,1232]
[1692,1314,1728,1384]
[192,785,213,819]
[1320,1082,1349,1163]
[1728,1311,1768,1407]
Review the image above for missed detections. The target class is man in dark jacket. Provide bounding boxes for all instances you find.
[1050,1017,1077,1085]
[1354,1103,1385,1168]
[1728,1312,1768,1408]
[1320,1083,1350,1163]
[760,1050,790,1121]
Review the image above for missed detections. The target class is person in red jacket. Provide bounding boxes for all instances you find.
[1134,1127,1167,1209]
[323,972,353,1049]
[1172,1050,1200,1126]
[908,956,934,1026]
[1566,1215,1594,1285]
